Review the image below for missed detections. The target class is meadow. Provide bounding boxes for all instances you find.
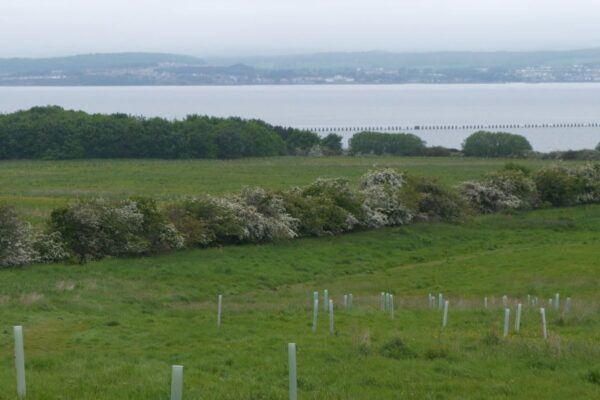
[0,156,599,399]
[0,156,580,225]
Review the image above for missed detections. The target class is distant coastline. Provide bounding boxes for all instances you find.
[2,49,600,86]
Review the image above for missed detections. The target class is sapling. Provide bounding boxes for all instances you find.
[503,308,510,337]
[323,289,329,312]
[554,293,560,311]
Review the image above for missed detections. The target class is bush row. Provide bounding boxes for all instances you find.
[2,163,600,267]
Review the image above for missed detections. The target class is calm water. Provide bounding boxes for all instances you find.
[1,84,599,151]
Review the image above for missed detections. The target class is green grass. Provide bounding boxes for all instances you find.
[1,205,600,399]
[0,156,578,225]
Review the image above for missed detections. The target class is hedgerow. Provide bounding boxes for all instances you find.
[2,163,600,267]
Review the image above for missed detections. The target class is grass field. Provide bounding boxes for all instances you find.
[0,156,579,225]
[1,156,599,399]
[1,207,600,398]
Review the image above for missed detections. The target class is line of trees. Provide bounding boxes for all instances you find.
[0,107,342,160]
[2,107,597,160]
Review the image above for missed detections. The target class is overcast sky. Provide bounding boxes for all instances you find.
[1,0,600,58]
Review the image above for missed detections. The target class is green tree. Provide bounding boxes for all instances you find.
[349,132,425,156]
[462,131,533,157]
[320,134,343,155]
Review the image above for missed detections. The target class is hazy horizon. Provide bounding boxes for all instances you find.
[5,47,600,61]
[2,0,600,58]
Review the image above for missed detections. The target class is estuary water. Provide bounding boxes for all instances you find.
[1,83,599,151]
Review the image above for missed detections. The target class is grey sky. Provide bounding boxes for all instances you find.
[1,0,599,57]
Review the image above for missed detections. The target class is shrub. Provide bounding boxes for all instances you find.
[303,178,364,219]
[33,232,69,263]
[231,187,299,242]
[460,181,520,214]
[0,206,37,267]
[460,170,537,213]
[401,176,467,222]
[570,162,600,204]
[281,189,356,236]
[534,165,584,207]
[543,149,600,161]
[359,169,412,227]
[169,188,298,245]
[132,197,185,251]
[462,131,533,157]
[50,198,183,263]
[166,196,243,247]
[486,170,538,209]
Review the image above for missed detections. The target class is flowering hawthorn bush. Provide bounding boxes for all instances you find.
[401,176,467,222]
[229,187,298,242]
[359,169,412,228]
[460,170,536,213]
[0,206,38,267]
[50,198,183,263]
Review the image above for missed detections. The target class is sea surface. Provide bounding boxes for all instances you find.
[1,83,599,152]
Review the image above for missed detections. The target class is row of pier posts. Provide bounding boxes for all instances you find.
[307,122,600,133]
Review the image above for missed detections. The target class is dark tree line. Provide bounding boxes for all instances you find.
[0,107,342,160]
[0,107,540,160]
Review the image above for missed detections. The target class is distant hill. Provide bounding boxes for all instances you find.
[206,48,600,70]
[2,49,600,85]
[0,53,205,76]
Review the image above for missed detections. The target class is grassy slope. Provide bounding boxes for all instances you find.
[0,205,599,399]
[0,157,577,225]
